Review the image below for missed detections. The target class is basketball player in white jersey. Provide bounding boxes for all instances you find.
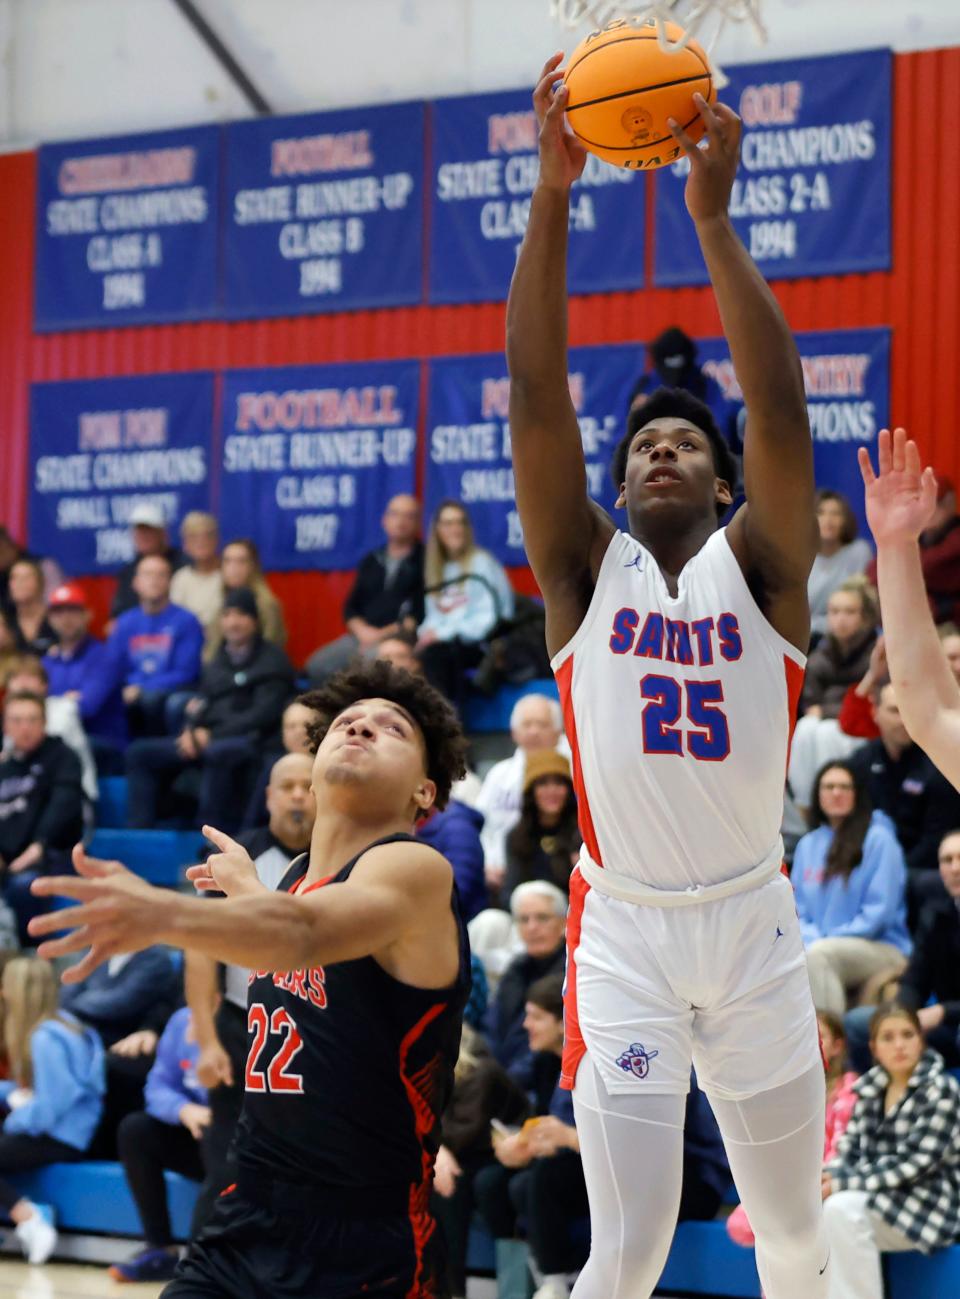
[859,428,960,788]
[506,58,828,1299]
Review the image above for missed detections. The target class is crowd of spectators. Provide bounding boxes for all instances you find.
[3,366,960,1294]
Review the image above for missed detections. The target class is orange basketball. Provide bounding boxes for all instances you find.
[563,18,715,170]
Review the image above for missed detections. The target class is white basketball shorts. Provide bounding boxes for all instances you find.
[561,866,821,1101]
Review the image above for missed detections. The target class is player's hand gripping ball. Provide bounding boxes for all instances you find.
[562,17,716,170]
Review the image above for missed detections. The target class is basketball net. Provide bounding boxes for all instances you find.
[549,1,766,84]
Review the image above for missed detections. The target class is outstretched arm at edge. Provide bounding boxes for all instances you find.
[507,56,614,649]
[860,428,960,787]
[30,840,455,984]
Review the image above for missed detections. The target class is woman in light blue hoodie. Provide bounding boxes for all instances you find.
[792,760,911,1017]
[0,956,105,1264]
[416,499,515,706]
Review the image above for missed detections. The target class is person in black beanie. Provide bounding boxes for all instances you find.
[629,326,739,449]
[125,588,296,833]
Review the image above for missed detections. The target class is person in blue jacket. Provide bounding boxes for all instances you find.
[0,957,105,1266]
[109,1006,209,1285]
[43,581,128,770]
[110,553,203,737]
[793,760,912,1017]
[415,797,487,922]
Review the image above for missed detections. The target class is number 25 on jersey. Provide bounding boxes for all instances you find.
[640,674,731,762]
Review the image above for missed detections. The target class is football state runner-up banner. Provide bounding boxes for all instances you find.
[425,346,643,564]
[29,373,214,574]
[654,49,892,285]
[218,362,419,571]
[223,103,425,317]
[429,89,644,304]
[35,125,221,330]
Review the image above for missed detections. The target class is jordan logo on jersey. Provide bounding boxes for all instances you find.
[616,1042,660,1080]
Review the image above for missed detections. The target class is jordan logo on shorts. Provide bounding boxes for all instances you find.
[615,1042,659,1080]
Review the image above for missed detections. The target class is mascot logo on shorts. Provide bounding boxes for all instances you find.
[616,1042,659,1080]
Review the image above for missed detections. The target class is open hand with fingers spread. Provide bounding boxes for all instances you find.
[668,93,742,224]
[185,825,267,898]
[858,427,938,547]
[28,842,171,984]
[533,52,587,193]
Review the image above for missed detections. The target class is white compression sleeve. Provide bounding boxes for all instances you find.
[571,1056,687,1299]
[707,1063,830,1299]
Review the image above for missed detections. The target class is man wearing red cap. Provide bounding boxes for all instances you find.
[44,582,128,770]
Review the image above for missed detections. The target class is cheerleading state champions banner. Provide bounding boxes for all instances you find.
[654,48,892,285]
[697,327,891,533]
[425,346,642,564]
[218,362,419,571]
[29,373,214,574]
[34,125,221,329]
[223,103,425,317]
[429,89,644,304]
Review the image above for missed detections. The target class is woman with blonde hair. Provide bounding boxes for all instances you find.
[170,512,223,654]
[0,957,105,1264]
[417,501,514,706]
[214,539,287,651]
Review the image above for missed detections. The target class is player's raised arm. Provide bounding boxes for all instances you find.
[669,96,816,647]
[29,840,456,983]
[507,56,615,647]
[859,428,960,787]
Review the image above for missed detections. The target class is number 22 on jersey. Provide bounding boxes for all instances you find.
[245,1004,305,1094]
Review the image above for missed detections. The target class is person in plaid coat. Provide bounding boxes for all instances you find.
[822,1004,960,1298]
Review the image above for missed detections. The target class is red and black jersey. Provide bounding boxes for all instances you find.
[235,832,470,1210]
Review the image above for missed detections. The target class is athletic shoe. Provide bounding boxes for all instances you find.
[532,1279,570,1299]
[108,1246,180,1283]
[15,1205,57,1265]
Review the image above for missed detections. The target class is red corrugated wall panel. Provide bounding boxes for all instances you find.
[2,48,959,665]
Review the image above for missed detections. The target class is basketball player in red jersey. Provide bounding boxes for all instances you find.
[505,57,828,1299]
[860,428,960,788]
[30,660,471,1299]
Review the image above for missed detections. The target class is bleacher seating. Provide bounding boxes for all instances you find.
[464,678,560,733]
[13,1164,956,1299]
[87,828,203,887]
[10,1162,197,1241]
[96,776,128,829]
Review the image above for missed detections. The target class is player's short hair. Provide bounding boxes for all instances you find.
[509,879,568,920]
[299,660,468,814]
[526,972,565,1020]
[610,386,737,520]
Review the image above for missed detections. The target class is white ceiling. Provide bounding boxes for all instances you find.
[0,0,957,149]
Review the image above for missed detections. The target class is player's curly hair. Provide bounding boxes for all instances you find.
[611,386,737,520]
[298,659,468,814]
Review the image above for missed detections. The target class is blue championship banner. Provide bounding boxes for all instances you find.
[223,104,425,317]
[426,346,642,564]
[698,327,891,533]
[654,49,892,285]
[35,126,221,329]
[29,373,214,574]
[219,362,419,571]
[429,90,643,304]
